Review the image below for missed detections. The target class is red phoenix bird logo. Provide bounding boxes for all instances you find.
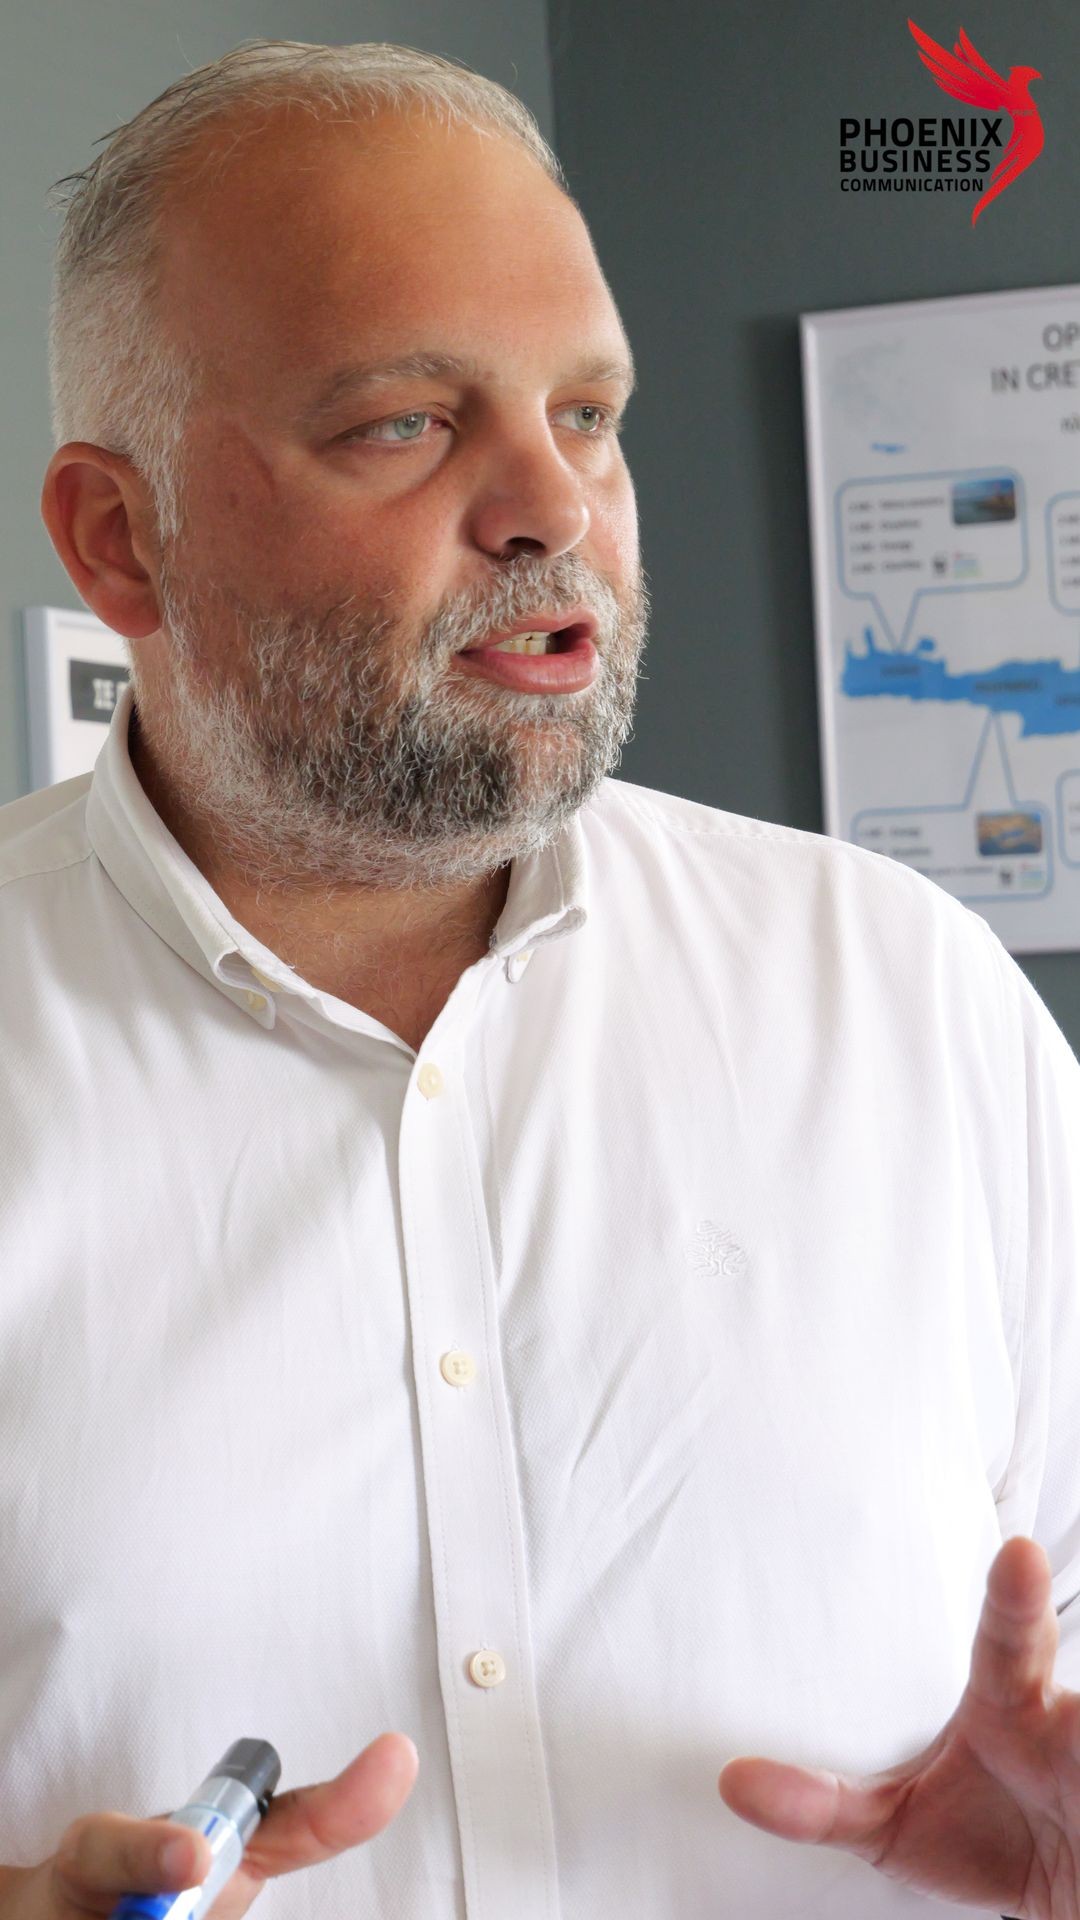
[908,19,1043,226]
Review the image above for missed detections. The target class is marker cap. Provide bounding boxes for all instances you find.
[210,1740,282,1815]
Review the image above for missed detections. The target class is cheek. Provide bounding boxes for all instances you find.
[182,443,295,596]
[592,470,639,579]
[179,453,411,608]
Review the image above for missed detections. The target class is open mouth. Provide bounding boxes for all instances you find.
[460,623,591,658]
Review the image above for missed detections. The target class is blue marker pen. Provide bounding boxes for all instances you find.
[110,1739,282,1920]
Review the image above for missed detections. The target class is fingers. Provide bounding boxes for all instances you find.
[718,1757,896,1853]
[719,1759,846,1843]
[51,1813,211,1908]
[241,1733,419,1883]
[36,1735,418,1917]
[967,1536,1059,1714]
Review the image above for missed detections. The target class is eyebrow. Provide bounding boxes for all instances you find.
[300,347,637,424]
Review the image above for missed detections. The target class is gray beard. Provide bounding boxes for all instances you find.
[133,551,650,892]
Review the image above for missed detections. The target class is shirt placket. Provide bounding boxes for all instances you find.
[397,970,561,1919]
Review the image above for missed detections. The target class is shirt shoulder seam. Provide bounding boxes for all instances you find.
[0,847,96,894]
[600,782,958,890]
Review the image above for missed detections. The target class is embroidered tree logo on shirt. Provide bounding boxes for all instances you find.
[691,1220,747,1279]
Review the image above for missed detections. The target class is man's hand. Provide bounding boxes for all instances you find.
[0,1731,418,1918]
[719,1536,1078,1917]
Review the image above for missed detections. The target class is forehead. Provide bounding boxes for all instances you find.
[158,106,625,406]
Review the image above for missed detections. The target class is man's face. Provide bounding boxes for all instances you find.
[138,105,649,885]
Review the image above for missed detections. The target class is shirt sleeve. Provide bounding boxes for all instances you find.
[983,922,1080,1689]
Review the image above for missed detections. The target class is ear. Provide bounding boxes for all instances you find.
[40,443,164,640]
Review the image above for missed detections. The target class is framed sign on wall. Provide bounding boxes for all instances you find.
[802,282,1080,956]
[22,606,131,792]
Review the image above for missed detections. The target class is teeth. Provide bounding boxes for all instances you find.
[490,631,554,654]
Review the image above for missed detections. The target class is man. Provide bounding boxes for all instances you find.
[4,36,1080,1920]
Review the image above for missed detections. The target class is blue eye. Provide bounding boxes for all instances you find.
[570,404,619,435]
[385,413,429,442]
[339,411,435,446]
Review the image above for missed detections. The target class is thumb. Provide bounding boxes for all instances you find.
[242,1733,419,1883]
[718,1756,887,1848]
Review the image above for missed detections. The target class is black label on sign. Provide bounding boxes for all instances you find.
[69,659,131,723]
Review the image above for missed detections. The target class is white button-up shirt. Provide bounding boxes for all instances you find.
[2,681,1079,1920]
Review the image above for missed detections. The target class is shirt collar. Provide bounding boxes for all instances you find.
[85,682,589,1027]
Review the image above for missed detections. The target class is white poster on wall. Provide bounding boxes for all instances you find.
[22,606,130,792]
[801,282,1080,955]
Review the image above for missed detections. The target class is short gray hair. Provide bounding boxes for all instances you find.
[46,40,570,544]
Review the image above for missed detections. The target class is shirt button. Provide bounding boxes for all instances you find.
[440,1349,477,1388]
[417,1062,445,1099]
[249,966,278,993]
[507,949,534,983]
[244,991,267,1013]
[468,1649,507,1688]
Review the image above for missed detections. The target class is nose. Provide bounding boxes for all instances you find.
[466,426,592,561]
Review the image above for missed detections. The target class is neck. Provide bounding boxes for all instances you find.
[127,703,512,1017]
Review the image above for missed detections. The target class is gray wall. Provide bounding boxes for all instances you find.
[549,0,1080,1046]
[0,0,552,788]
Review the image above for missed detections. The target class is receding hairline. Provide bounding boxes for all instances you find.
[153,89,572,242]
[147,97,602,408]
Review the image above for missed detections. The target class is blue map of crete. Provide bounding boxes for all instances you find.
[843,627,1080,737]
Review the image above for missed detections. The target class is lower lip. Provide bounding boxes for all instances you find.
[452,632,598,693]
